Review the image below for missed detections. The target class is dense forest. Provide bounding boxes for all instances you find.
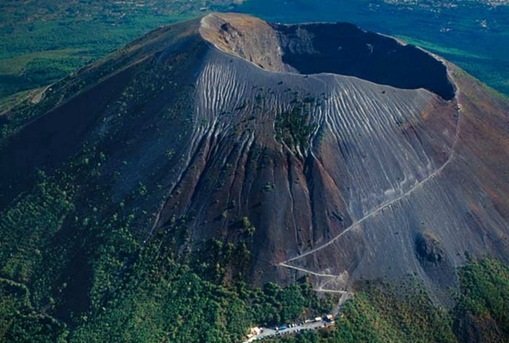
[0,150,507,341]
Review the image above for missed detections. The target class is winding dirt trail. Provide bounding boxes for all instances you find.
[279,102,463,277]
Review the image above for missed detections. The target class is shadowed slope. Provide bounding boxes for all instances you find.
[198,13,455,100]
[275,22,456,100]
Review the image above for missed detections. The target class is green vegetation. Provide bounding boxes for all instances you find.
[275,102,316,154]
[0,278,67,343]
[1,3,508,342]
[1,0,508,101]
[1,122,509,343]
[241,216,256,237]
[70,252,332,343]
[239,282,333,327]
[266,258,509,343]
[397,34,509,97]
[0,148,333,342]
[1,126,508,343]
[192,239,253,283]
[1,218,331,342]
[70,240,252,343]
[331,286,456,343]
[0,173,75,284]
[454,258,509,340]
[0,0,236,99]
[267,283,456,343]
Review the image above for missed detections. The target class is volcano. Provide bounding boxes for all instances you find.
[1,13,509,303]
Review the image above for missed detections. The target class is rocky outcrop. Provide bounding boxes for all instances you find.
[200,13,291,72]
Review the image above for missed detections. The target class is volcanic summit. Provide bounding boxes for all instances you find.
[1,13,509,301]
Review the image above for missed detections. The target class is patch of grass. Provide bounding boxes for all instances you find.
[275,102,316,154]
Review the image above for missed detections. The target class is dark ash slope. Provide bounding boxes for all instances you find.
[0,13,508,306]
